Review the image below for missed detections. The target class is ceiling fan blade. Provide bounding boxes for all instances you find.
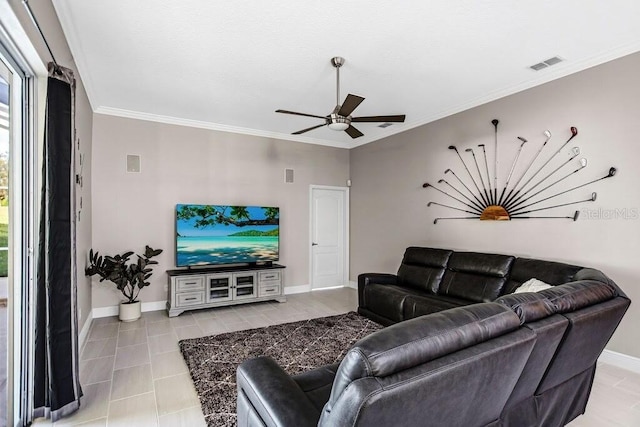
[276,109,327,120]
[344,125,364,139]
[352,114,406,123]
[338,94,365,117]
[292,123,327,135]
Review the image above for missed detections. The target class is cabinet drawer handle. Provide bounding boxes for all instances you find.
[184,297,198,301]
[184,282,197,285]
[264,289,274,293]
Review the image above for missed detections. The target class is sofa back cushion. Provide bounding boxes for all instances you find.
[504,257,582,295]
[495,292,556,324]
[396,247,452,293]
[438,252,514,302]
[538,280,618,313]
[328,303,519,400]
[536,296,630,394]
[321,303,527,426]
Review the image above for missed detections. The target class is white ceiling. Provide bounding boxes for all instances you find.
[53,1,640,149]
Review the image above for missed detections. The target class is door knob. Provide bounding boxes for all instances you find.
[312,242,318,246]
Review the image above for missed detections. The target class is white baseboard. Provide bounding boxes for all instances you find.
[284,284,311,295]
[92,300,168,319]
[78,311,93,350]
[285,283,356,294]
[92,305,119,318]
[599,349,640,374]
[142,300,168,312]
[89,283,356,317]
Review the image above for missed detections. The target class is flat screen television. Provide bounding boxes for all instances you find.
[176,204,279,267]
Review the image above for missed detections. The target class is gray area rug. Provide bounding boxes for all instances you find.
[179,311,383,426]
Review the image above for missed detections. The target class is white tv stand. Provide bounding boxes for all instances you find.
[166,263,286,317]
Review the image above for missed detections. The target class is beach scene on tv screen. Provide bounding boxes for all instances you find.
[176,204,279,266]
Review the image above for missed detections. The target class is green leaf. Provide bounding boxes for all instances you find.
[85,245,162,301]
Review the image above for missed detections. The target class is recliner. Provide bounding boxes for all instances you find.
[237,303,536,427]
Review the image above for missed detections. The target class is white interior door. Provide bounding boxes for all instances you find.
[310,186,348,290]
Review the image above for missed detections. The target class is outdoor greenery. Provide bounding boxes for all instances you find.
[177,205,279,229]
[228,228,279,237]
[0,221,7,277]
[85,245,163,303]
[0,152,8,206]
[0,211,9,277]
[0,153,8,276]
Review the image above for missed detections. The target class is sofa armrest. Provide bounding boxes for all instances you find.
[237,356,319,427]
[358,273,398,305]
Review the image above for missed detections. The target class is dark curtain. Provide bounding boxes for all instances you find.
[33,63,82,421]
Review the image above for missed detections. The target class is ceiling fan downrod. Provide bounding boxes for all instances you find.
[331,56,345,110]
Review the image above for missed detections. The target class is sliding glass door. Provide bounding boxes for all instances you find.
[0,56,9,427]
[0,36,36,427]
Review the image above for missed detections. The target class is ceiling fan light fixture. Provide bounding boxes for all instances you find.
[328,114,350,131]
[328,122,349,131]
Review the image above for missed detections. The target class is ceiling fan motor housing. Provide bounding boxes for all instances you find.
[328,113,351,131]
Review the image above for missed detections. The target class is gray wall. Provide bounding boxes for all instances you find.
[350,52,640,358]
[8,0,93,331]
[91,115,350,308]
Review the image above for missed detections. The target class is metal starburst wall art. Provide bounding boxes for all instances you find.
[424,120,616,224]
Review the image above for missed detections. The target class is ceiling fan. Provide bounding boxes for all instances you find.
[276,57,406,139]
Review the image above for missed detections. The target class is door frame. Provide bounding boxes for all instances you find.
[308,185,349,290]
[0,6,46,424]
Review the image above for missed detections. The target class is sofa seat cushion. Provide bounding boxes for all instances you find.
[438,252,515,302]
[403,294,473,319]
[363,284,423,322]
[397,247,452,293]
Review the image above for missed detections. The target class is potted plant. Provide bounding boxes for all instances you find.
[85,245,163,322]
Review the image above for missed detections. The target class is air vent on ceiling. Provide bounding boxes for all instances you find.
[378,122,393,128]
[529,56,563,71]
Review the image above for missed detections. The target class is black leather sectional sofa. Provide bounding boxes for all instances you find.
[236,247,630,427]
[358,247,631,426]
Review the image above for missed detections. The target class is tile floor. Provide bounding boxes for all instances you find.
[35,288,357,426]
[27,287,640,427]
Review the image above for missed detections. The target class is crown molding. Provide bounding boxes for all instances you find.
[94,106,359,149]
[58,0,640,152]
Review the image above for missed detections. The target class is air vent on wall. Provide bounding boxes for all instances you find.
[378,122,393,128]
[529,56,563,71]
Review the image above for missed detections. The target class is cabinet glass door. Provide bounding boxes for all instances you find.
[207,275,232,303]
[233,273,256,300]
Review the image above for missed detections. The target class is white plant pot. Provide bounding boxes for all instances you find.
[119,301,141,322]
